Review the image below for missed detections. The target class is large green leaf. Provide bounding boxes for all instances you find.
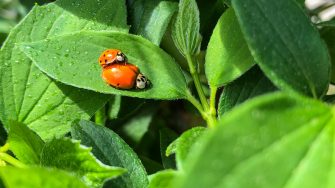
[0,166,88,188]
[7,121,44,164]
[71,120,148,188]
[40,138,125,188]
[175,92,335,188]
[129,0,178,45]
[172,0,201,56]
[21,31,188,100]
[232,0,330,97]
[218,67,277,116]
[205,8,255,87]
[0,0,128,140]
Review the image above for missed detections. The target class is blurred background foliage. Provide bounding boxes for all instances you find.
[0,0,52,45]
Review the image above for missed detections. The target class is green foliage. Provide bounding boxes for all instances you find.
[0,166,89,188]
[148,169,177,188]
[218,67,277,116]
[0,0,127,140]
[166,127,206,170]
[119,104,156,144]
[5,120,124,188]
[7,121,44,164]
[21,31,188,100]
[159,127,177,169]
[129,0,178,45]
[205,8,255,87]
[71,120,148,188]
[1,0,335,187]
[232,0,330,98]
[174,93,334,188]
[172,0,201,56]
[40,138,125,188]
[108,96,145,120]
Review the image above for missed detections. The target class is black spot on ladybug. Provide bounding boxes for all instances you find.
[117,83,120,86]
[105,59,107,63]
[104,54,106,57]
[99,60,102,63]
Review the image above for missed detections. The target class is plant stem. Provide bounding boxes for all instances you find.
[186,54,209,111]
[0,143,9,152]
[0,153,26,168]
[209,86,218,117]
[185,53,218,128]
[95,106,106,126]
[186,91,205,118]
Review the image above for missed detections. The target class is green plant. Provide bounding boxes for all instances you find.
[0,0,335,187]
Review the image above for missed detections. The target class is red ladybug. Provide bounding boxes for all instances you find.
[98,49,126,67]
[101,60,150,90]
[99,49,150,89]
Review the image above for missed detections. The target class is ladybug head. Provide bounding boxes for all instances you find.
[116,51,126,62]
[136,73,150,89]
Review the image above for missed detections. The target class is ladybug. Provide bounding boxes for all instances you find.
[98,49,126,67]
[102,63,150,89]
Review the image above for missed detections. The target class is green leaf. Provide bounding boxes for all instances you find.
[0,166,88,188]
[0,20,14,34]
[166,127,206,170]
[232,0,330,97]
[172,0,201,56]
[321,27,335,83]
[108,95,122,119]
[205,8,255,87]
[148,170,177,188]
[7,121,44,164]
[129,0,178,45]
[175,92,335,188]
[159,127,177,169]
[0,0,128,140]
[40,138,125,188]
[108,96,146,121]
[21,31,188,100]
[120,104,156,144]
[71,120,148,188]
[218,67,277,116]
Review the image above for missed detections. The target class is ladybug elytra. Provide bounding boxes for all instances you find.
[98,49,126,67]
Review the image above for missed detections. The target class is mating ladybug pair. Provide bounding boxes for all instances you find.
[98,49,150,90]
